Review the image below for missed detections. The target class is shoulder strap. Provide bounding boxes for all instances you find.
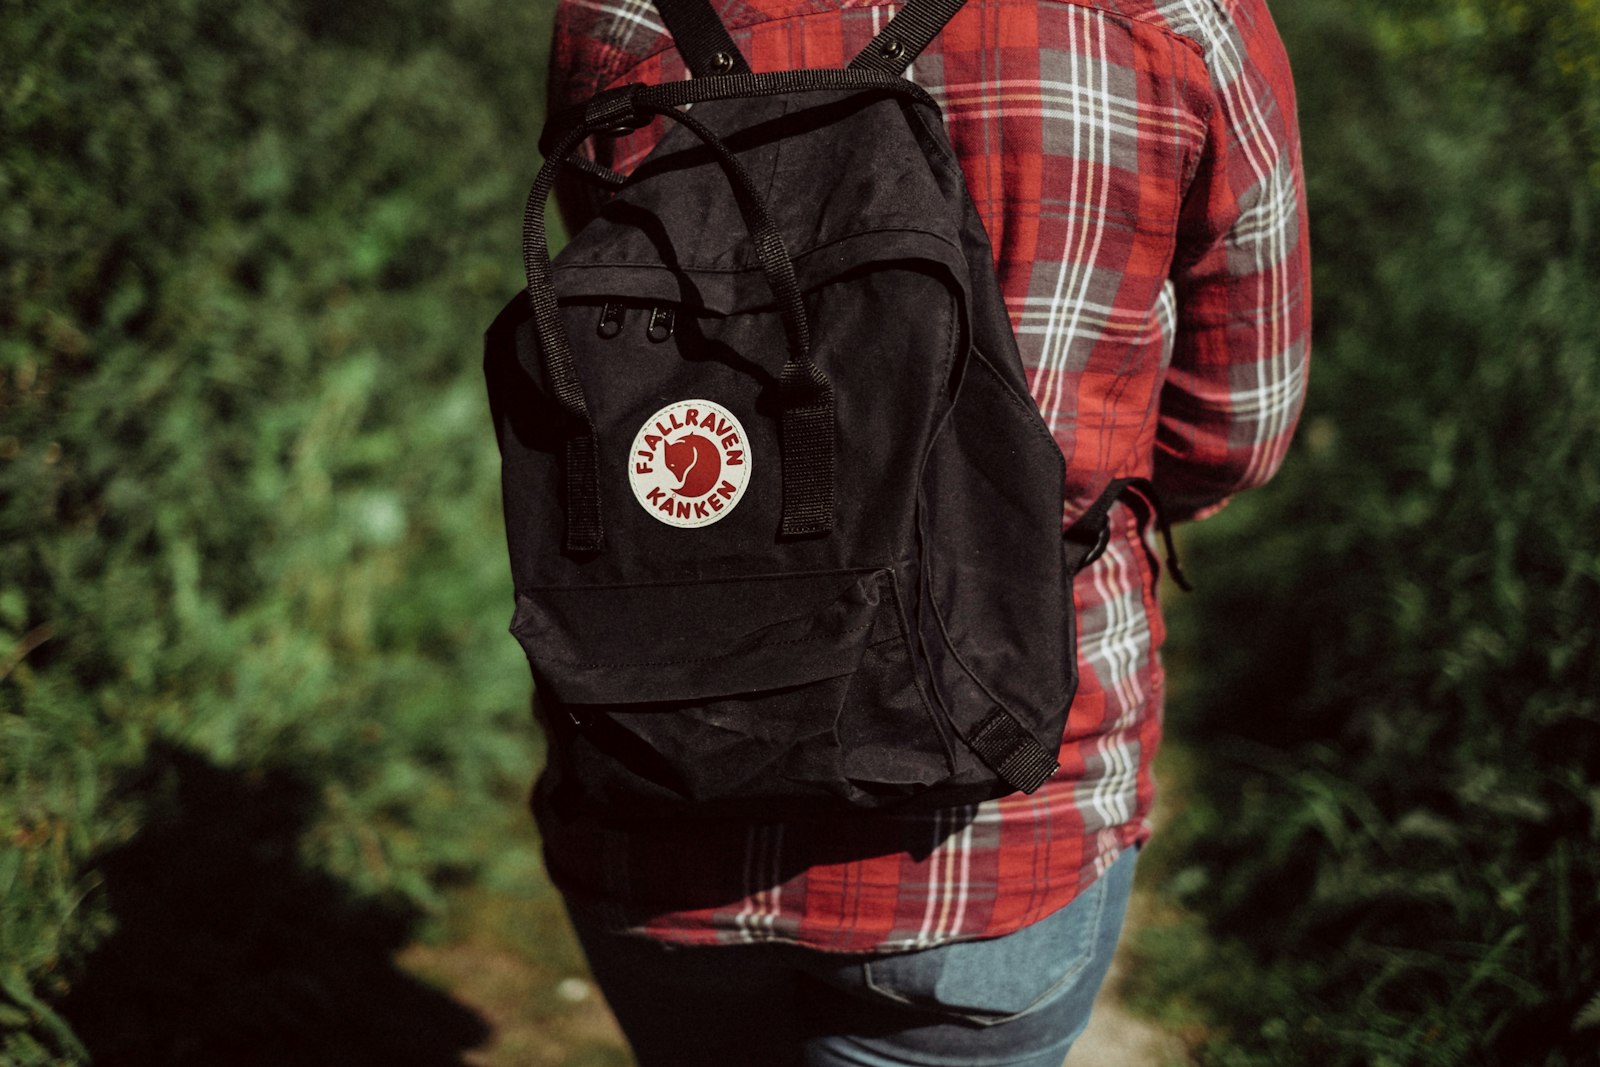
[651,0,754,76]
[1063,478,1192,591]
[848,0,967,75]
[651,0,964,79]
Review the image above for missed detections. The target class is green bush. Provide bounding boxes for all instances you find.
[1133,2,1600,1064]
[1,1,555,1060]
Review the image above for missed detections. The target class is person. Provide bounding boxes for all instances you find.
[536,0,1310,1063]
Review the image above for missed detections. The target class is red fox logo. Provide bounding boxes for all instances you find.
[663,434,721,498]
[628,399,751,528]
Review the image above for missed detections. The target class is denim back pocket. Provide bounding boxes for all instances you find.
[857,852,1130,1028]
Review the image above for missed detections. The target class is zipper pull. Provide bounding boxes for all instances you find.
[647,306,675,343]
[596,302,624,339]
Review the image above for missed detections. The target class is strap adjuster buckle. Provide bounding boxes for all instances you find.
[1081,521,1112,569]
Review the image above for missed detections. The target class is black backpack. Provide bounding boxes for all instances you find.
[483,0,1183,820]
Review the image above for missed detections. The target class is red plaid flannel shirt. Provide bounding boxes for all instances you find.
[538,0,1310,951]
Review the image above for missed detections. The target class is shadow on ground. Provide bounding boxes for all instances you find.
[57,741,490,1067]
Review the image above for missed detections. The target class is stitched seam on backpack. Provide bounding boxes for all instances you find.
[519,566,883,595]
[557,623,880,669]
[554,225,964,276]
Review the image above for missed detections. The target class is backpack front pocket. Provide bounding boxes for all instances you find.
[511,568,951,815]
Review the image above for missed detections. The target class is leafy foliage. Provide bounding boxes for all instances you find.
[7,0,1598,1063]
[1,0,555,1060]
[1131,1,1600,1064]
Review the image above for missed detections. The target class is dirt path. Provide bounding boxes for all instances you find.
[401,939,626,1067]
[1064,952,1189,1067]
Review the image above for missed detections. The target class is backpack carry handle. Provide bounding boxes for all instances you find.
[538,70,941,159]
[522,84,847,549]
[521,120,608,552]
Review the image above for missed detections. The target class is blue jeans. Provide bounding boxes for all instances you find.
[566,846,1138,1067]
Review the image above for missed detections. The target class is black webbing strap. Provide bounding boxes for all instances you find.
[564,154,629,190]
[778,356,835,535]
[968,708,1059,794]
[847,0,968,75]
[652,0,752,77]
[1063,477,1192,590]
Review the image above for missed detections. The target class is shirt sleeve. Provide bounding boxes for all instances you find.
[1153,0,1311,522]
[544,2,644,233]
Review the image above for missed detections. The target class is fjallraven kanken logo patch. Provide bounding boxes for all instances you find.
[627,399,750,527]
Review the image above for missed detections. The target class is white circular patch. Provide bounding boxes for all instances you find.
[627,399,752,528]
